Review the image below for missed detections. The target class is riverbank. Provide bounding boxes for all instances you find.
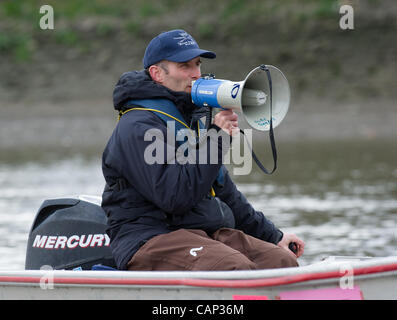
[0,96,395,164]
[1,0,396,161]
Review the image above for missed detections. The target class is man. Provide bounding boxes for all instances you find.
[101,29,304,271]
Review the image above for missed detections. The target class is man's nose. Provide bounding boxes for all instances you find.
[191,66,201,80]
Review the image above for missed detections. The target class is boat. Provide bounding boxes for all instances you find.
[1,195,396,300]
[1,255,397,300]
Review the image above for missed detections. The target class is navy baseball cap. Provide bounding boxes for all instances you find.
[143,29,216,69]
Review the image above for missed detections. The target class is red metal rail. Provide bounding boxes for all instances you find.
[1,262,397,288]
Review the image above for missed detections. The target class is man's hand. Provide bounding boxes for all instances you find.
[213,109,239,136]
[277,233,305,258]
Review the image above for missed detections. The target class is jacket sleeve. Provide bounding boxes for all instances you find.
[112,111,230,215]
[213,167,283,244]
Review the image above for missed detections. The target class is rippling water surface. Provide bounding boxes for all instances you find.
[0,140,396,269]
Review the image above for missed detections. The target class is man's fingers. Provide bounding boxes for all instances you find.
[214,110,239,136]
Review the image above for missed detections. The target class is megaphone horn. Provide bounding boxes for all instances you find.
[191,65,291,131]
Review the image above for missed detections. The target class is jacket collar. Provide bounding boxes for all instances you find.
[113,70,196,123]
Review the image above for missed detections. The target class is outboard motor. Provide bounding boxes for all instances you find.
[25,196,116,270]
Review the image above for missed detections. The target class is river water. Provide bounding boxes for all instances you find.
[0,139,396,270]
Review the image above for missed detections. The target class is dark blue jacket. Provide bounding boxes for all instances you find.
[101,70,283,270]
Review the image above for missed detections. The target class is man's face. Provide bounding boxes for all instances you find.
[150,57,202,93]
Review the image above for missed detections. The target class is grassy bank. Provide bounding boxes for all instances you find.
[0,0,396,157]
[1,0,396,102]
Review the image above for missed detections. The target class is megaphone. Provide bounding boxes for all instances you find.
[191,65,290,131]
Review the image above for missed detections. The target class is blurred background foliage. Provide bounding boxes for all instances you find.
[0,0,366,62]
[1,0,395,104]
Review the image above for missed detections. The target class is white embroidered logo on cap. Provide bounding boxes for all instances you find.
[174,32,196,46]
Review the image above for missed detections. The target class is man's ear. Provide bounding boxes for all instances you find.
[148,65,163,83]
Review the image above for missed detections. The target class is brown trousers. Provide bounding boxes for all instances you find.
[127,228,298,271]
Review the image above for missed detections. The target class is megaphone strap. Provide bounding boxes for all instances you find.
[239,128,277,175]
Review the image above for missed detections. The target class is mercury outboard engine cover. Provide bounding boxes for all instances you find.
[25,197,116,270]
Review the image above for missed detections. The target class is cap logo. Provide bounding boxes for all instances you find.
[174,31,196,46]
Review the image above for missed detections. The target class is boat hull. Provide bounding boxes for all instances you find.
[1,256,396,300]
